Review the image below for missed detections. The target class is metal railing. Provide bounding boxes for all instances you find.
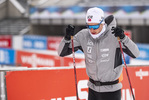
[0,18,29,35]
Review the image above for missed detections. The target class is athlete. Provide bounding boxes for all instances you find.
[58,7,140,100]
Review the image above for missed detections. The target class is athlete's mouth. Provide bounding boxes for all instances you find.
[91,33,96,35]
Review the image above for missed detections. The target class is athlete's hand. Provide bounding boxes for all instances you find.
[111,27,125,39]
[65,24,75,40]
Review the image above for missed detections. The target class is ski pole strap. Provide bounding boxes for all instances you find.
[89,78,119,86]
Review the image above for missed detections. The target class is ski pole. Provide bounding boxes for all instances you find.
[117,37,135,100]
[71,36,79,100]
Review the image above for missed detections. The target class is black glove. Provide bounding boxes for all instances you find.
[65,24,75,40]
[111,27,125,39]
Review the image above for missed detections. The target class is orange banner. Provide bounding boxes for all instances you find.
[6,66,149,100]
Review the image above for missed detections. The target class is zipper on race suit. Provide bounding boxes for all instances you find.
[95,39,99,81]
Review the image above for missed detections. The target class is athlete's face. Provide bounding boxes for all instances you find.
[87,23,104,35]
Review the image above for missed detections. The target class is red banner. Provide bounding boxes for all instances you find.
[16,50,61,67]
[47,36,63,51]
[16,50,85,67]
[121,66,149,100]
[6,66,149,100]
[0,35,12,48]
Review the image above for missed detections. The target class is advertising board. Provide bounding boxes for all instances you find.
[0,35,12,48]
[0,48,15,65]
[6,66,149,100]
[23,35,47,50]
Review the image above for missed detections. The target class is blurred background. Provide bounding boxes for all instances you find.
[0,0,149,66]
[1,0,149,40]
[0,0,149,100]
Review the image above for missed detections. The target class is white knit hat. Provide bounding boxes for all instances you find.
[86,7,104,24]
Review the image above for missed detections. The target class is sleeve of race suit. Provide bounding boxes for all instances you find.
[58,33,83,57]
[106,15,140,58]
[121,36,140,58]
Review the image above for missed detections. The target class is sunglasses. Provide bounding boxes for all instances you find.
[87,19,104,30]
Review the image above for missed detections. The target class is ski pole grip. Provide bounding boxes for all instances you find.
[117,37,120,41]
[71,36,73,40]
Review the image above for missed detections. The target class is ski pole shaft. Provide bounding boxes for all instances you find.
[71,36,79,100]
[117,37,135,100]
